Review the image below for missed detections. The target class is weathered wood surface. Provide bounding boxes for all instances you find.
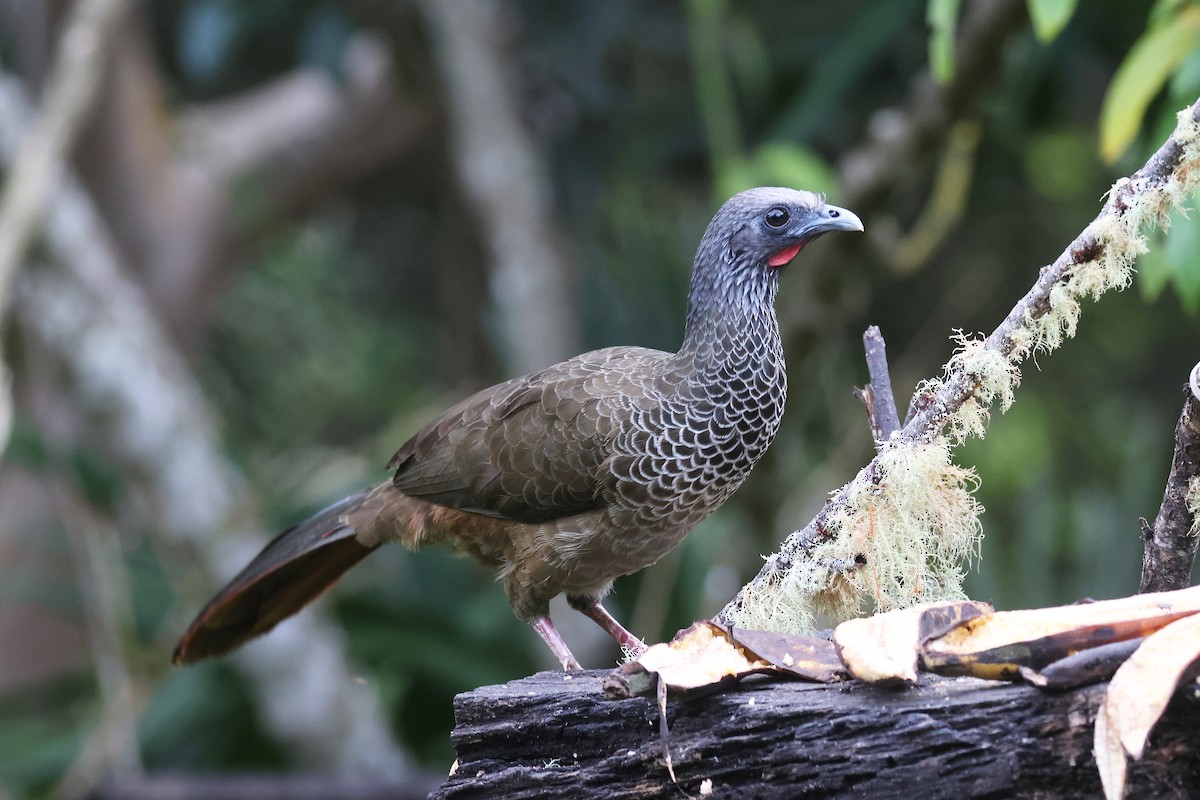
[432,670,1200,799]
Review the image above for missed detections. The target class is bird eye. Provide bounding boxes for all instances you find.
[827,209,840,218]
[765,207,790,228]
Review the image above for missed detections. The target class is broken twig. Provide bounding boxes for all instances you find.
[855,325,902,444]
[1139,367,1200,593]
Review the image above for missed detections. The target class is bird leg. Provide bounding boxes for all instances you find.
[569,596,646,656]
[530,615,582,671]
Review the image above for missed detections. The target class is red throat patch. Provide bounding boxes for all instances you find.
[767,242,804,268]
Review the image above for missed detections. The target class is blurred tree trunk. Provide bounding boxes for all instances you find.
[73,22,427,348]
[0,0,131,454]
[0,76,419,779]
[417,0,580,374]
[0,5,429,349]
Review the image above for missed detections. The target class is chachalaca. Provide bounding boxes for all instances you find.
[173,187,862,670]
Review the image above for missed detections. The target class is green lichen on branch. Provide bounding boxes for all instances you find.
[937,333,1020,443]
[732,437,983,633]
[835,440,980,604]
[723,101,1200,633]
[937,107,1200,445]
[1185,474,1200,538]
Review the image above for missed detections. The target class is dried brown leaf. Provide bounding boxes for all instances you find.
[603,621,843,700]
[833,600,992,684]
[603,621,766,699]
[728,627,844,682]
[923,586,1200,680]
[1104,613,1200,762]
[1019,638,1144,691]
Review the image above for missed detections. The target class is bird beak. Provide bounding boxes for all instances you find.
[809,203,864,235]
[766,202,864,268]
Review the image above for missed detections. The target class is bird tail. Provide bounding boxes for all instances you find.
[173,484,407,665]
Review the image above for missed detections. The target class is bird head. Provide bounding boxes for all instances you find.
[682,187,863,349]
[720,187,863,271]
[686,187,863,321]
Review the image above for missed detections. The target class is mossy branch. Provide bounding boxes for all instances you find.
[719,97,1200,631]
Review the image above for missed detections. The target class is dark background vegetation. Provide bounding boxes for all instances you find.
[1,0,1198,796]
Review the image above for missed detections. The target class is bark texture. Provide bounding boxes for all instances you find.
[1140,387,1200,593]
[434,671,1200,799]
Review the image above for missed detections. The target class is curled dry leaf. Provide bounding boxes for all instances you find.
[727,627,845,683]
[1095,614,1200,799]
[922,585,1200,680]
[833,600,993,684]
[603,621,765,700]
[1018,638,1144,691]
[602,621,842,700]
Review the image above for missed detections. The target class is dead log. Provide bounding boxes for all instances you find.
[433,670,1200,798]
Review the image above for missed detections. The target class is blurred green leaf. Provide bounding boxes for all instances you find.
[1138,207,1200,311]
[0,718,82,796]
[0,674,93,797]
[69,447,124,514]
[715,144,836,200]
[1151,0,1194,29]
[927,0,962,84]
[960,400,1053,495]
[1028,0,1079,42]
[715,156,758,201]
[140,663,287,770]
[1168,215,1200,313]
[1099,4,1200,162]
[1165,43,1200,146]
[126,540,175,641]
[686,0,742,171]
[3,417,51,470]
[771,0,923,143]
[749,143,837,196]
[1023,127,1095,200]
[1138,234,1174,301]
[724,12,773,112]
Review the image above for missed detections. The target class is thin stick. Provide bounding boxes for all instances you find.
[856,326,902,444]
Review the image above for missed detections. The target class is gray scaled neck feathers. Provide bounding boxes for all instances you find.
[636,187,860,532]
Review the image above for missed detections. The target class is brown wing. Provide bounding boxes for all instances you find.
[388,346,668,523]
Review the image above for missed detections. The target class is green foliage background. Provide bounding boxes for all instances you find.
[4,0,1200,794]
